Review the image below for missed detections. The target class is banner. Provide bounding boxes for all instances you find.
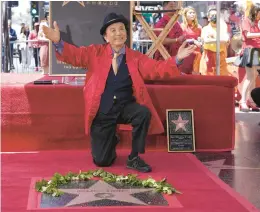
[50,1,131,76]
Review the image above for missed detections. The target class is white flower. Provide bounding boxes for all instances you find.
[72,176,79,181]
[42,186,47,192]
[47,180,52,185]
[147,179,156,184]
[154,183,160,188]
[116,176,128,182]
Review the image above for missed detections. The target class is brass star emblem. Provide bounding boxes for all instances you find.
[171,114,189,132]
[62,1,85,7]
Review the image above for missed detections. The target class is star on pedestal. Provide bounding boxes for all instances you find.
[172,114,189,132]
[60,180,154,206]
[62,1,85,7]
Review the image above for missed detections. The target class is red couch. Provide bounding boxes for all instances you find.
[1,74,237,152]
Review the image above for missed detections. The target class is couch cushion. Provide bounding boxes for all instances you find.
[145,75,238,88]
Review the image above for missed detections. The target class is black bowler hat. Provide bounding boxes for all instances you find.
[100,12,129,35]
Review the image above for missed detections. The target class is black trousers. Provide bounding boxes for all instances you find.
[90,100,151,167]
[18,47,22,64]
[251,87,260,107]
[10,44,14,67]
[33,48,40,67]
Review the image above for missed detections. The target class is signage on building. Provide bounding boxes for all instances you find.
[135,5,162,11]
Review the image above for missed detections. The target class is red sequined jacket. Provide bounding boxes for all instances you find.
[56,42,180,135]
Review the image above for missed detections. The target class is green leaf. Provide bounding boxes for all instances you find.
[34,169,180,197]
[167,189,173,195]
[103,176,116,183]
[35,179,48,191]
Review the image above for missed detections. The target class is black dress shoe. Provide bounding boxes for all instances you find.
[126,156,152,173]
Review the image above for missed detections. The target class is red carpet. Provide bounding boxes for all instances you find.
[1,151,257,212]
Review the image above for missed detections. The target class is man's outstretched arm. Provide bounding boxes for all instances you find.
[138,41,197,80]
[43,21,95,68]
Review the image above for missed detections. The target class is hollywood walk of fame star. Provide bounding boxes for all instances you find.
[204,159,260,176]
[62,1,85,7]
[59,180,154,207]
[171,114,189,132]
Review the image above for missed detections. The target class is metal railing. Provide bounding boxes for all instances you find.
[2,39,49,73]
[2,39,154,73]
[133,39,153,55]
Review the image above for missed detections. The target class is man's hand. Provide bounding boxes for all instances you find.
[42,21,60,43]
[176,41,197,61]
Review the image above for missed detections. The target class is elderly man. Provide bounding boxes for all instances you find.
[42,13,196,172]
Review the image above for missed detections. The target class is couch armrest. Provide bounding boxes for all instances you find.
[145,75,238,88]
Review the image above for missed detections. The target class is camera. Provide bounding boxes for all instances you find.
[186,39,195,45]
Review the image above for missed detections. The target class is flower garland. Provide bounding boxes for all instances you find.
[35,169,181,197]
